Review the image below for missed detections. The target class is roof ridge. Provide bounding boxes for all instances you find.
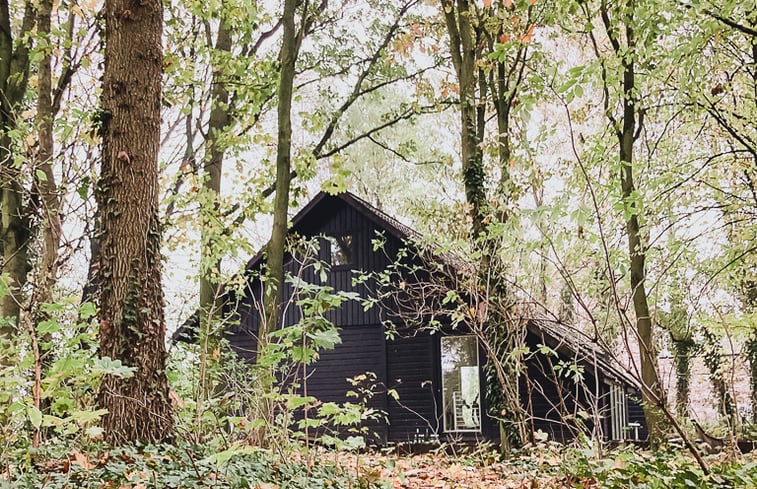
[338,191,422,241]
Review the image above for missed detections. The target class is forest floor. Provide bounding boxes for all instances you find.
[355,451,560,488]
[314,445,757,488]
[6,443,757,488]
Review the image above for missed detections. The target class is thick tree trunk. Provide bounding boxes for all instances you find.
[35,0,61,306]
[0,143,28,324]
[96,0,172,443]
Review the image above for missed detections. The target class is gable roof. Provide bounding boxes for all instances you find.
[239,191,422,274]
[175,190,640,389]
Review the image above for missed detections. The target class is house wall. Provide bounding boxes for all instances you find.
[235,197,401,335]
[627,393,648,440]
[385,333,439,442]
[223,194,639,447]
[519,329,650,443]
[522,349,600,443]
[385,331,499,445]
[230,197,406,444]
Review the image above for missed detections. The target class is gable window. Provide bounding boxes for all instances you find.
[327,235,353,267]
[441,336,481,432]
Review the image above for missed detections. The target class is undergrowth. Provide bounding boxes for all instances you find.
[3,442,383,489]
[5,441,757,488]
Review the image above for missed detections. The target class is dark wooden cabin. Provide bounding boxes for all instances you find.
[177,191,647,445]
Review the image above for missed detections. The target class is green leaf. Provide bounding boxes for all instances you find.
[285,395,316,410]
[42,414,67,427]
[317,402,342,417]
[28,405,42,428]
[76,177,90,200]
[307,328,341,349]
[79,302,97,320]
[341,436,365,451]
[92,357,137,378]
[70,409,109,424]
[200,444,259,465]
[40,302,65,314]
[36,319,60,335]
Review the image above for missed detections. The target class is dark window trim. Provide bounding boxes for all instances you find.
[327,234,354,269]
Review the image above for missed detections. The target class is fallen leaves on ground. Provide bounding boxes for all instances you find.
[323,451,572,488]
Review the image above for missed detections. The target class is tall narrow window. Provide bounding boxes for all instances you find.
[441,336,481,432]
[609,384,628,440]
[327,235,352,267]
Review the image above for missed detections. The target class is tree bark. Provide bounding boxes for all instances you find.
[441,0,486,238]
[248,0,300,447]
[34,0,61,307]
[199,22,232,324]
[196,16,232,424]
[0,0,35,330]
[96,0,172,443]
[261,0,299,343]
[441,0,535,450]
[671,337,693,418]
[602,0,666,445]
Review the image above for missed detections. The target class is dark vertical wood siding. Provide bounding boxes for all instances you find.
[627,392,648,440]
[291,324,388,444]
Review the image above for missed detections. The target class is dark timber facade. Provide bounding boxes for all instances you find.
[180,191,647,445]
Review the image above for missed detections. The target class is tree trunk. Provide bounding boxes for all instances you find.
[96,0,172,443]
[441,0,486,238]
[0,0,34,331]
[199,23,232,325]
[260,0,299,347]
[441,0,536,450]
[34,0,61,306]
[250,0,300,445]
[671,337,693,418]
[196,18,232,425]
[610,2,666,445]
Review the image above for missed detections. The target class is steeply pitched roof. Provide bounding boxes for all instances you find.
[240,191,423,273]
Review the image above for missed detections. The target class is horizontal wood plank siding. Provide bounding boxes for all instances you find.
[522,331,599,443]
[291,324,388,443]
[385,333,439,442]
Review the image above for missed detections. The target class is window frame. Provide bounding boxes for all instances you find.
[608,383,629,440]
[440,335,482,433]
[326,234,354,268]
